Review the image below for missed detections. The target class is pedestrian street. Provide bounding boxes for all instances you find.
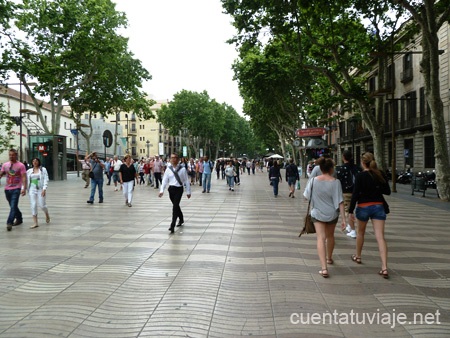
[0,171,449,337]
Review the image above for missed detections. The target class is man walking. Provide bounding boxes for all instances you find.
[336,150,360,238]
[202,155,213,193]
[86,152,105,204]
[159,153,191,234]
[0,149,27,231]
[76,151,91,188]
[285,159,300,198]
[153,155,163,189]
[111,155,122,191]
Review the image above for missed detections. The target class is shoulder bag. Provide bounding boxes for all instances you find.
[299,178,316,237]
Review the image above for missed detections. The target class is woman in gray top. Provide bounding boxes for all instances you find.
[303,157,346,278]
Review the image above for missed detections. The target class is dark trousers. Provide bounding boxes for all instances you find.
[154,172,162,188]
[5,188,22,225]
[168,186,184,228]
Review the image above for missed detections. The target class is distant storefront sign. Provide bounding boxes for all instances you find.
[296,128,326,138]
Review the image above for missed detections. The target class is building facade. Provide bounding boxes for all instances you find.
[332,23,450,172]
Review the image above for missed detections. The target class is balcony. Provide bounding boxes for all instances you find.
[400,68,413,83]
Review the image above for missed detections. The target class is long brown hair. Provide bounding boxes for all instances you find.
[361,152,385,184]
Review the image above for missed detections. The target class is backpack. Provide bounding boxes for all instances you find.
[336,164,359,193]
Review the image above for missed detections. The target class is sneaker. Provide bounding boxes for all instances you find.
[87,200,93,204]
[128,203,132,207]
[6,223,12,231]
[345,224,352,233]
[125,200,128,205]
[347,230,356,238]
[231,188,234,191]
[114,187,118,191]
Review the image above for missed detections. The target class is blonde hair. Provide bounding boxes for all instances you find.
[361,152,385,183]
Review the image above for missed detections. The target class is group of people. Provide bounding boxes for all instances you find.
[0,149,50,231]
[303,151,391,279]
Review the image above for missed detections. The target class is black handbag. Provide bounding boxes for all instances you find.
[89,162,97,179]
[299,178,316,237]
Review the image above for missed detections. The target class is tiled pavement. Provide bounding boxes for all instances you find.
[0,171,449,337]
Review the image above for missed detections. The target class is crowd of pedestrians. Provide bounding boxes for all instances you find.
[1,149,391,281]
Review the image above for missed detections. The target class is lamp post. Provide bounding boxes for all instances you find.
[124,113,129,153]
[349,116,358,158]
[146,140,151,157]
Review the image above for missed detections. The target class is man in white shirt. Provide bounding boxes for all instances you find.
[159,153,191,234]
[111,155,123,191]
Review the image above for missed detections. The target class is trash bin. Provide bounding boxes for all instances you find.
[411,177,426,197]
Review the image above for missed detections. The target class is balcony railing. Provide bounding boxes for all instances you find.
[400,68,413,83]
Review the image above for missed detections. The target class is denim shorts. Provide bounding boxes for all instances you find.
[355,204,386,222]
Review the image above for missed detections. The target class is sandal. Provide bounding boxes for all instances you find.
[351,254,362,264]
[46,216,50,224]
[326,258,333,265]
[379,269,389,279]
[319,269,329,278]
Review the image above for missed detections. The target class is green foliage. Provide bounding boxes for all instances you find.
[0,102,15,153]
[0,0,151,135]
[157,89,258,159]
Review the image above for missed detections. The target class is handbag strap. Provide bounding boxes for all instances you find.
[306,178,314,214]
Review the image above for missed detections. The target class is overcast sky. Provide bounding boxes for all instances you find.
[113,0,244,114]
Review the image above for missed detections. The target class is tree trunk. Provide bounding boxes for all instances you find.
[422,35,450,200]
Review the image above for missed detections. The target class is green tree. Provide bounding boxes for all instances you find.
[222,0,386,166]
[68,48,155,154]
[0,0,133,135]
[0,102,15,153]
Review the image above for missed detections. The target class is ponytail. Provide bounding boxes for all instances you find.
[362,152,385,184]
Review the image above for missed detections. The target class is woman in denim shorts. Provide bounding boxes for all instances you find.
[348,152,391,278]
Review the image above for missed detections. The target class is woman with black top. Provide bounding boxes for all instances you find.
[119,154,138,207]
[348,152,391,278]
[269,161,282,197]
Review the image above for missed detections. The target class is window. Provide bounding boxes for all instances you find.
[84,114,89,119]
[401,53,413,82]
[405,91,417,122]
[64,122,67,128]
[386,64,395,90]
[384,102,390,131]
[424,136,435,168]
[404,139,414,167]
[368,76,376,93]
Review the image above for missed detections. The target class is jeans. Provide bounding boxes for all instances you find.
[202,173,212,192]
[89,178,104,201]
[227,176,234,188]
[5,188,22,224]
[271,178,280,196]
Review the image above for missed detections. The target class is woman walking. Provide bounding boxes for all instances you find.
[268,161,282,197]
[348,152,391,278]
[119,155,138,207]
[27,158,50,228]
[225,160,236,191]
[303,157,346,278]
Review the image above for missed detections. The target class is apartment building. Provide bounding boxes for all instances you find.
[335,23,450,172]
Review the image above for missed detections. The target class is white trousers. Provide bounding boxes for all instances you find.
[29,186,48,216]
[122,181,134,203]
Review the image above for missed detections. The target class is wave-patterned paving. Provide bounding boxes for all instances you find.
[0,173,449,337]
